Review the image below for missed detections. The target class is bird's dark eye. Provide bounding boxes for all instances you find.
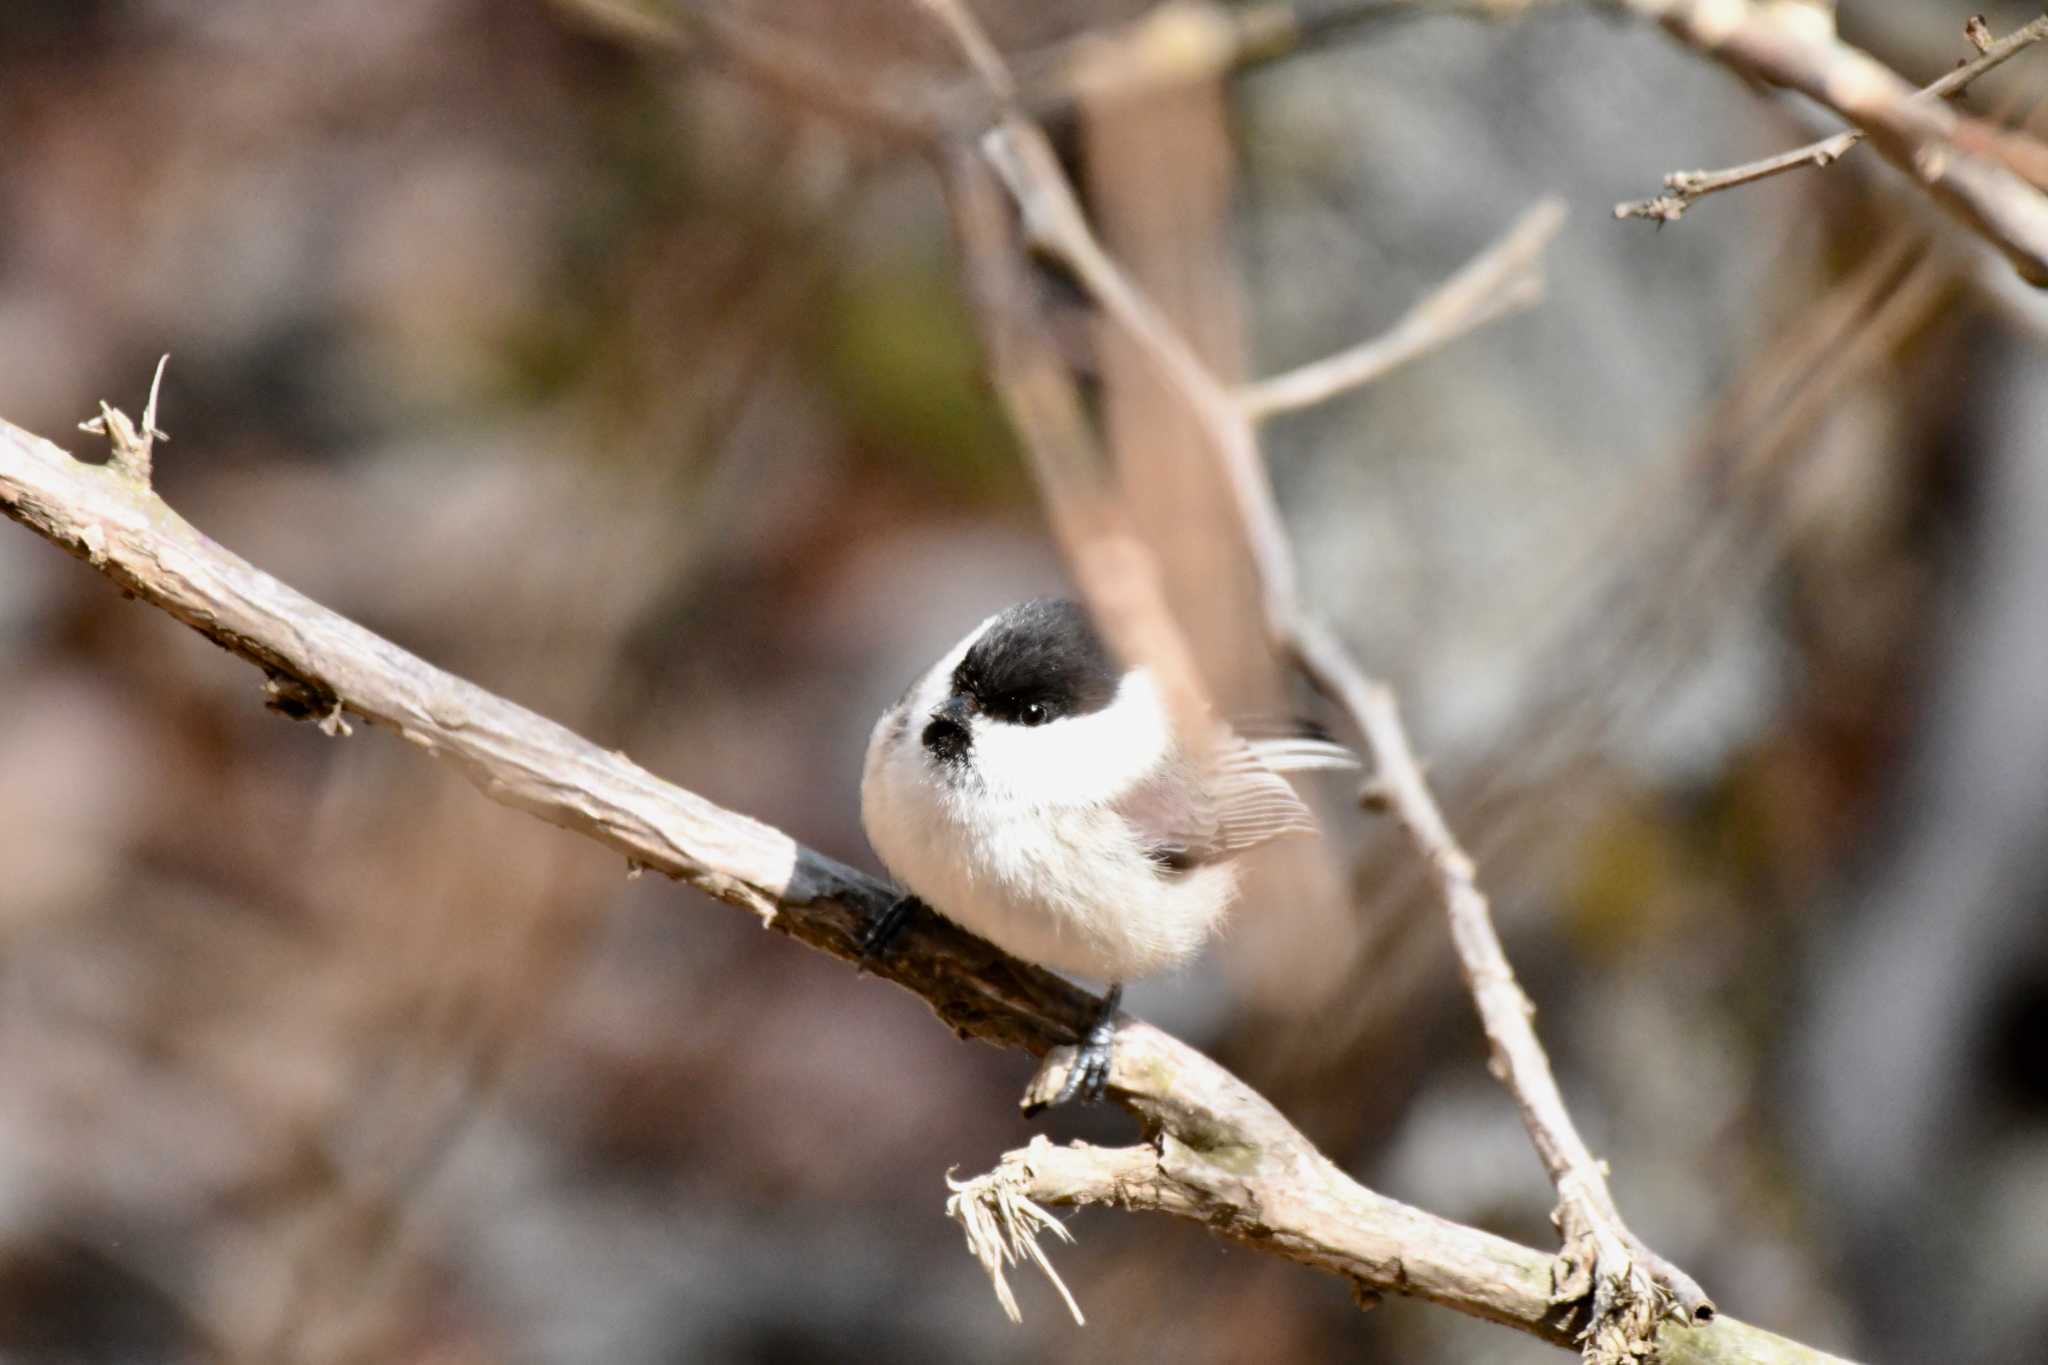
[1020,701,1049,726]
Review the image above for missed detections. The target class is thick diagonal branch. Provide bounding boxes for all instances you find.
[2,411,1832,1361]
[0,415,1091,1054]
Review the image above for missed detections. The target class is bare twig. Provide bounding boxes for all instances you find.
[1011,0,1551,112]
[915,0,1016,99]
[1290,619,1711,1343]
[951,1127,1849,1364]
[976,116,1300,624]
[552,0,689,51]
[1616,15,2048,224]
[671,3,966,145]
[0,411,1831,1361]
[1241,199,1564,419]
[634,0,2048,280]
[78,352,170,486]
[1608,1,2048,284]
[563,1,1550,120]
[942,145,1221,749]
[913,2,1709,1357]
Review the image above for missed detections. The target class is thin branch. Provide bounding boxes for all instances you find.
[628,0,2048,281]
[77,352,170,486]
[914,0,1016,101]
[1241,198,1565,420]
[1616,15,2048,224]
[976,116,1304,623]
[950,1130,1851,1365]
[552,0,690,51]
[668,0,2048,281]
[941,145,1222,749]
[560,1,1549,123]
[1010,0,1552,113]
[670,3,967,146]
[913,1,1710,1357]
[1289,618,1712,1345]
[0,409,1830,1361]
[1606,0,2048,284]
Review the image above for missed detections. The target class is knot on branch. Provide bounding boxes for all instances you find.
[262,668,343,725]
[79,354,170,486]
[1549,1170,1712,1362]
[1551,1233,1666,1365]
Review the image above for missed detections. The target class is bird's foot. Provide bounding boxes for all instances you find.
[857,893,922,971]
[1028,983,1123,1112]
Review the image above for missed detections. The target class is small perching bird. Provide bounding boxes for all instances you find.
[860,598,1355,1105]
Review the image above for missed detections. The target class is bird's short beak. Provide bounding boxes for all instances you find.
[922,693,974,762]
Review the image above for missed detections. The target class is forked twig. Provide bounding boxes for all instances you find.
[1616,15,2048,224]
[1606,0,2048,284]
[1241,201,1562,419]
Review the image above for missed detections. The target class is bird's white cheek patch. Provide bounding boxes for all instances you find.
[970,671,1171,808]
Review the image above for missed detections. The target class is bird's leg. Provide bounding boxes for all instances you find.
[1046,981,1122,1108]
[858,893,923,968]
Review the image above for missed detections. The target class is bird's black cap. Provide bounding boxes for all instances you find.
[951,598,1120,725]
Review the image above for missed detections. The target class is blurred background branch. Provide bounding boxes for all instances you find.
[1615,14,2048,224]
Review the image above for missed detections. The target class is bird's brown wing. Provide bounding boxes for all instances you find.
[1115,735,1344,872]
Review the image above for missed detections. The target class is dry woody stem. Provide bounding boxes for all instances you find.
[1607,1,2048,284]
[1239,201,1561,419]
[3,402,1842,1364]
[1616,15,2048,225]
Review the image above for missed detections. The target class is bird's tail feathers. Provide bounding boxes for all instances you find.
[1248,736,1360,772]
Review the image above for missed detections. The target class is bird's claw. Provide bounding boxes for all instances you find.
[1049,1032,1114,1107]
[857,893,921,971]
[1028,982,1123,1111]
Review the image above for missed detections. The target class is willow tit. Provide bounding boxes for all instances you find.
[860,598,1354,1104]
